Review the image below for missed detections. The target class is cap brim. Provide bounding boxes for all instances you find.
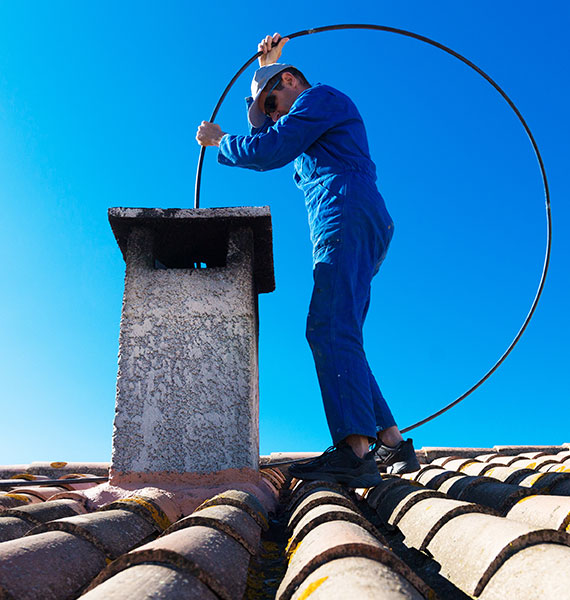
[248,63,293,128]
[248,93,267,128]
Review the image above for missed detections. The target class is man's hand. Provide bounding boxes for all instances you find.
[258,33,289,67]
[196,121,225,147]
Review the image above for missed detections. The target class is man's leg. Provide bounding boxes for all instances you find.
[288,230,384,487]
[359,292,400,441]
[359,248,419,473]
[305,252,379,447]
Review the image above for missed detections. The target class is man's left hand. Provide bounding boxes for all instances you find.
[196,121,225,147]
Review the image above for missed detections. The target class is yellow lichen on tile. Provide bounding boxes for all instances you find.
[296,576,328,600]
[9,473,35,480]
[527,473,544,486]
[4,494,31,503]
[513,494,538,505]
[118,497,171,530]
[50,462,68,468]
[288,540,301,563]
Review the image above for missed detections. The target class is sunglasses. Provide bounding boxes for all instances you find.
[263,78,282,117]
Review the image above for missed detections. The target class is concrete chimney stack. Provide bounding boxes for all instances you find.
[108,206,274,484]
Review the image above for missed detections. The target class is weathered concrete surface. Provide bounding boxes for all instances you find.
[108,206,274,293]
[80,480,277,519]
[109,207,274,479]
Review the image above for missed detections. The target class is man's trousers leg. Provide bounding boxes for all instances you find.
[306,225,396,445]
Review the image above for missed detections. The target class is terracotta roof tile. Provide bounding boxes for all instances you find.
[395,496,498,552]
[262,468,286,489]
[80,563,219,599]
[5,498,86,525]
[441,458,480,472]
[164,504,261,555]
[5,485,69,501]
[0,462,109,479]
[88,524,251,600]
[505,494,570,531]
[517,451,550,460]
[509,456,561,470]
[0,492,41,510]
[518,471,570,492]
[437,474,475,497]
[481,465,535,483]
[277,519,433,600]
[544,463,570,473]
[30,508,158,560]
[83,486,270,600]
[0,499,85,542]
[260,476,280,500]
[478,544,570,600]
[475,453,500,462]
[2,445,570,598]
[415,466,456,488]
[492,445,565,456]
[483,455,522,466]
[430,455,464,467]
[366,476,418,509]
[194,489,269,531]
[287,503,382,554]
[459,460,502,476]
[418,447,492,462]
[286,480,352,513]
[99,495,173,533]
[0,530,106,599]
[0,517,34,544]
[550,478,570,496]
[289,556,427,600]
[426,511,570,596]
[287,489,356,533]
[371,482,445,528]
[452,479,535,514]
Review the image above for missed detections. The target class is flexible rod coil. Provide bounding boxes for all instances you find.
[195,24,552,434]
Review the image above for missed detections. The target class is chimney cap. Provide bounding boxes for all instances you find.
[108,206,275,293]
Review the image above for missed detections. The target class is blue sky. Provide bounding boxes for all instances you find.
[1,2,568,464]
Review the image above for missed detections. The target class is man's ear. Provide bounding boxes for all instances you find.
[281,71,296,87]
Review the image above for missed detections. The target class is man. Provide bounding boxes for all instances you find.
[196,33,420,486]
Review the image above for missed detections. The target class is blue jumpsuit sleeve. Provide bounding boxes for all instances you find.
[218,89,334,172]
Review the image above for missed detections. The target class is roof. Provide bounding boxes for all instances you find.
[1,443,570,599]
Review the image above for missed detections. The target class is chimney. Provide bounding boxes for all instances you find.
[107,207,274,484]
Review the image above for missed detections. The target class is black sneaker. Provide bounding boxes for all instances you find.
[288,442,382,488]
[374,438,420,475]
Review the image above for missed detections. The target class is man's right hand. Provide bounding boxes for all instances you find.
[258,33,289,67]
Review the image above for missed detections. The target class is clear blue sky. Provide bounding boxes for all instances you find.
[1,2,568,463]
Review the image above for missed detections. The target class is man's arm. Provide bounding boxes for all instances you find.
[217,88,336,172]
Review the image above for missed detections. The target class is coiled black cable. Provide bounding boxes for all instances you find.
[195,24,552,438]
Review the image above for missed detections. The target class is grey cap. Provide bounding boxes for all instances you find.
[248,63,293,128]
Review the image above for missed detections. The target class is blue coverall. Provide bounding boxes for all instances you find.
[218,83,397,444]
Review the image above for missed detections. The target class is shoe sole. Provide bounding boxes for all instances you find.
[289,468,383,488]
[386,460,421,475]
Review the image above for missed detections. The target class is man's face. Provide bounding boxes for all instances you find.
[258,74,303,122]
